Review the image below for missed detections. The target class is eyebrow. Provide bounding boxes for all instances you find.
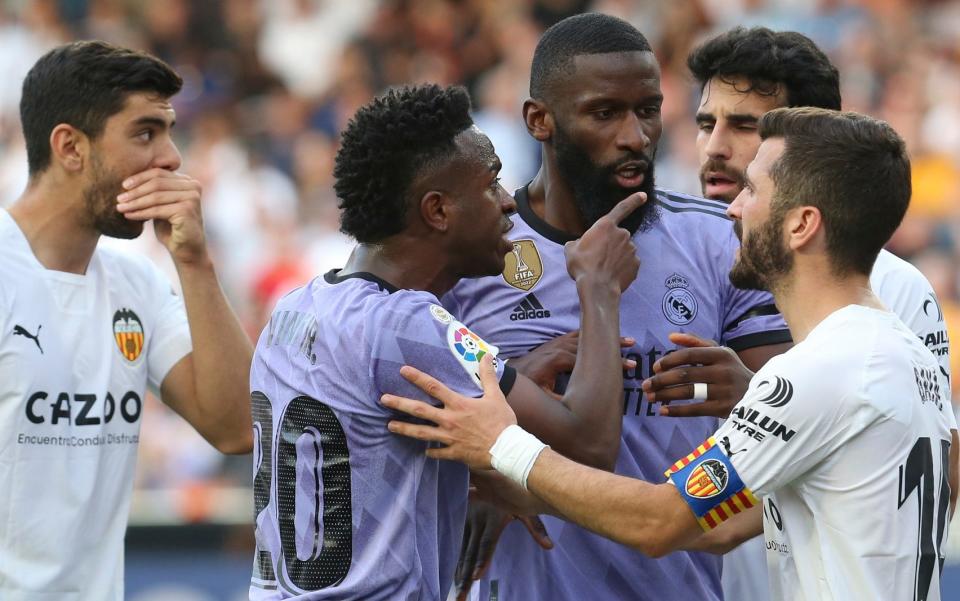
[130,116,175,129]
[488,158,502,172]
[697,111,760,126]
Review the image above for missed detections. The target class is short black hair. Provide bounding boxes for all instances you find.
[687,27,840,110]
[760,107,910,276]
[334,84,474,243]
[530,13,652,100]
[21,40,182,176]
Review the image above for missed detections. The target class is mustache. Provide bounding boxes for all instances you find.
[606,152,654,172]
[699,158,744,184]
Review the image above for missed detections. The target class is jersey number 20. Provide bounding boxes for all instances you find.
[251,390,352,593]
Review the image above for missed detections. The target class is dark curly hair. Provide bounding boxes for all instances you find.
[334,84,474,243]
[530,13,651,101]
[21,40,182,176]
[687,27,840,110]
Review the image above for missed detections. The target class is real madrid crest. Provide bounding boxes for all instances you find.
[662,273,698,325]
[501,239,542,292]
[113,308,145,362]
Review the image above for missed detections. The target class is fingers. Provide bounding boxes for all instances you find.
[399,365,460,406]
[382,392,445,422]
[385,419,451,445]
[621,336,636,348]
[642,365,715,398]
[667,331,718,348]
[121,168,192,191]
[519,515,553,550]
[477,354,499,395]
[659,399,732,419]
[605,191,647,225]
[652,346,733,374]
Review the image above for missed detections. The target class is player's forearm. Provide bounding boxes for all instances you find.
[679,504,763,554]
[175,257,253,453]
[525,448,701,557]
[557,278,624,468]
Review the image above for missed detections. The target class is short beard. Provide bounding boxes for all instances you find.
[553,123,659,234]
[84,153,143,240]
[729,208,793,292]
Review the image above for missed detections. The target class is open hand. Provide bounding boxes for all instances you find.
[382,355,514,469]
[642,332,753,418]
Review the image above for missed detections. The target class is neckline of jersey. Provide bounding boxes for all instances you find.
[323,268,399,293]
[0,208,91,283]
[513,184,580,245]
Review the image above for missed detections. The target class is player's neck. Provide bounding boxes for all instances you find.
[341,241,457,299]
[7,180,99,274]
[527,163,590,236]
[774,263,883,343]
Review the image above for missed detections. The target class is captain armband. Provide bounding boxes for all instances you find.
[664,437,759,531]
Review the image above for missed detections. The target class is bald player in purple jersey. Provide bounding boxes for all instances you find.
[248,84,643,600]
[440,14,791,601]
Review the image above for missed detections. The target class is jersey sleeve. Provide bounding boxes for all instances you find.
[143,263,192,395]
[665,355,881,530]
[371,294,516,412]
[720,286,792,352]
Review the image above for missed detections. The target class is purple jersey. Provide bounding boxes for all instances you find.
[250,270,516,600]
[443,187,791,601]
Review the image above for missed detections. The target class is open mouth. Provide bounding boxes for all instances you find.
[614,161,647,188]
[703,172,739,198]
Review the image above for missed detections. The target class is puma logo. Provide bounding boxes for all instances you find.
[13,324,43,354]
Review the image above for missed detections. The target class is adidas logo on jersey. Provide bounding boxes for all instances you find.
[510,293,551,321]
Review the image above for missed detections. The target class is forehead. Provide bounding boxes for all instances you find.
[698,75,786,116]
[109,92,176,126]
[561,51,661,104]
[454,126,497,167]
[748,137,786,180]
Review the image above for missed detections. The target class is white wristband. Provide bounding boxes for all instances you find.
[489,425,548,490]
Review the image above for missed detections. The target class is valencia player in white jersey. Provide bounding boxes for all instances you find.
[384,108,958,601]
[0,42,252,600]
[682,27,957,600]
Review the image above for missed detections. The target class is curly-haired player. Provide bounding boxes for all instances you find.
[248,83,645,599]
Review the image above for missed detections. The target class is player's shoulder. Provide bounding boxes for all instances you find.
[870,249,934,304]
[654,188,731,223]
[312,269,453,331]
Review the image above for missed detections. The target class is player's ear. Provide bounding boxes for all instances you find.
[419,189,453,234]
[786,205,822,251]
[49,123,88,174]
[523,98,553,142]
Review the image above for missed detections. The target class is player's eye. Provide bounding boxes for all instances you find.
[490,176,502,190]
[135,130,153,142]
[698,122,714,132]
[593,108,614,120]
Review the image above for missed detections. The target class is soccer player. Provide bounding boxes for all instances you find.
[386,106,958,601]
[441,13,790,601]
[0,42,253,600]
[248,84,643,599]
[651,27,960,600]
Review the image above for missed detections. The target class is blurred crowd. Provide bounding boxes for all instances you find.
[1,0,958,523]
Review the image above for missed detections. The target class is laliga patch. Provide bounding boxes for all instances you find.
[502,239,542,292]
[446,321,499,385]
[664,437,758,531]
[113,308,145,363]
[429,304,453,324]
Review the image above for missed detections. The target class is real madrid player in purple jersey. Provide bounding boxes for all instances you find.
[248,83,644,599]
[386,107,958,601]
[440,13,790,601]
